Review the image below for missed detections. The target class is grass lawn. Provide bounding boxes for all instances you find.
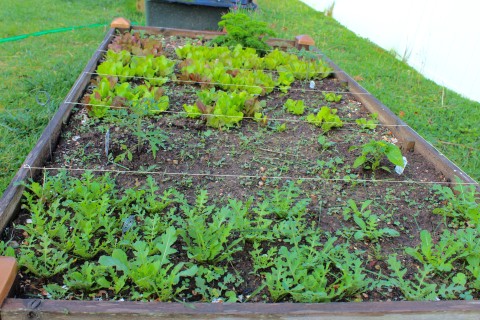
[0,0,478,195]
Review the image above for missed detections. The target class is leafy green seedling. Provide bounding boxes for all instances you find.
[251,242,278,273]
[384,254,466,300]
[264,236,372,302]
[356,113,379,130]
[63,262,108,291]
[0,240,15,257]
[19,234,73,278]
[284,99,306,115]
[432,180,480,226]
[349,139,403,172]
[323,92,342,102]
[306,106,343,132]
[100,227,198,300]
[317,135,335,151]
[342,199,399,241]
[178,191,243,263]
[405,230,464,272]
[259,181,310,220]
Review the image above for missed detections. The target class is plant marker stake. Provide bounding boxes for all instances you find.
[395,156,408,175]
[105,129,110,158]
[122,215,136,234]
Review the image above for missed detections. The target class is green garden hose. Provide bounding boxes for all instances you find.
[0,22,137,44]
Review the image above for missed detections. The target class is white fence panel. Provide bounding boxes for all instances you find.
[300,0,480,103]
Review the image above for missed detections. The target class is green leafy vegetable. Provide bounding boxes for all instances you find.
[306,106,343,132]
[284,99,306,115]
[349,139,403,172]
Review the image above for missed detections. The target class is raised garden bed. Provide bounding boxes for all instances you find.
[0,19,479,318]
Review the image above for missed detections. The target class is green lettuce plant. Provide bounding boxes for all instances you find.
[306,106,343,132]
[284,99,306,115]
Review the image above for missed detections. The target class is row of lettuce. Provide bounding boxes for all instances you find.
[88,42,337,129]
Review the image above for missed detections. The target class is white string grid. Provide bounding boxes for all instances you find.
[4,46,478,185]
[63,101,408,129]
[86,72,356,95]
[22,165,478,186]
[94,48,343,75]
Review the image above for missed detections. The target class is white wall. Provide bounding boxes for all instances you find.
[300,0,480,103]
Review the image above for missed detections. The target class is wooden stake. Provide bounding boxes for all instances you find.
[110,17,131,30]
[295,35,315,50]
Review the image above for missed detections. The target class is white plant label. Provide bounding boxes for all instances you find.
[395,156,408,175]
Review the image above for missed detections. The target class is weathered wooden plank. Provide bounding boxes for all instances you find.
[0,29,115,232]
[317,50,479,191]
[2,299,480,319]
[131,25,296,48]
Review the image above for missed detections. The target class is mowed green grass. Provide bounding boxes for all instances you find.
[0,0,478,195]
[0,0,143,193]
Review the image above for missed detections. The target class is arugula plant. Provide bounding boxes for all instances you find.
[350,212,399,242]
[306,106,343,132]
[342,199,399,241]
[342,199,373,221]
[19,233,73,278]
[404,230,464,273]
[250,242,278,273]
[384,254,466,300]
[99,227,198,301]
[63,262,108,291]
[349,139,404,172]
[264,236,372,302]
[0,240,15,257]
[258,181,310,220]
[177,191,243,263]
[43,284,70,300]
[432,181,480,226]
[194,265,243,302]
[272,218,312,246]
[465,256,480,290]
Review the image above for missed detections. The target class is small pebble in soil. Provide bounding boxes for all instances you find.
[172,160,179,165]
[258,181,264,187]
[8,241,19,248]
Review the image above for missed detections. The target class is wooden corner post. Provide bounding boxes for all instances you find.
[0,257,17,307]
[295,35,315,51]
[111,17,131,30]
